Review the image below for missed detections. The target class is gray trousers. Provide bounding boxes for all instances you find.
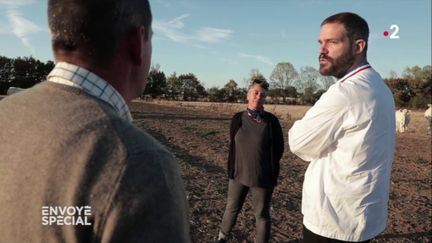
[220,179,274,243]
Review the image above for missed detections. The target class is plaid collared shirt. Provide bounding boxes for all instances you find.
[47,62,133,123]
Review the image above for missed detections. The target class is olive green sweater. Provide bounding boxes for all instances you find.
[0,82,190,243]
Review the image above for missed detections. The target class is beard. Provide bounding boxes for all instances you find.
[319,47,355,78]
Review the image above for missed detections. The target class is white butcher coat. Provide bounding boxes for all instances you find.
[289,64,396,241]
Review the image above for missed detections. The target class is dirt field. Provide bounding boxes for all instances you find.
[129,100,431,243]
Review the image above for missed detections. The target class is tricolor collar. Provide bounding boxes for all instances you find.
[339,64,371,83]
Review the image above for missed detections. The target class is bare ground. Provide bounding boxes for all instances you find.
[129,100,431,243]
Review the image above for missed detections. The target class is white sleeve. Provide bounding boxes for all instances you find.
[288,87,353,161]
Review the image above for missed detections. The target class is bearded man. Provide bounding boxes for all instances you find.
[288,12,396,243]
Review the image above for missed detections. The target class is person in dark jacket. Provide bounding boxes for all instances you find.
[217,78,284,243]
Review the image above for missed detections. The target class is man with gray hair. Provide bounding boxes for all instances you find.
[0,0,190,242]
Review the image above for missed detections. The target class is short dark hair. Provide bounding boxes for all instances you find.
[250,78,269,91]
[321,12,369,53]
[48,0,152,67]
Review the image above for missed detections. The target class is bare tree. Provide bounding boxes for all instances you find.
[403,65,431,82]
[269,62,298,89]
[269,62,298,102]
[250,68,264,80]
[298,66,320,93]
[388,70,398,79]
[243,68,266,87]
[320,75,336,90]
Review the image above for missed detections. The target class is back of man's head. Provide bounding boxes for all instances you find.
[48,0,152,67]
[321,12,369,53]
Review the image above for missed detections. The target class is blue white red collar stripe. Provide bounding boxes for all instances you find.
[339,64,371,83]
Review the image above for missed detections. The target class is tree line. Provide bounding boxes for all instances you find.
[0,55,430,108]
[144,63,336,105]
[0,56,54,94]
[384,65,431,108]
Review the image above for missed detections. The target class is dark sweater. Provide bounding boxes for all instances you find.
[0,82,190,243]
[227,110,284,187]
[234,112,272,188]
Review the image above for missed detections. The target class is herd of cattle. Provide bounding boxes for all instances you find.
[396,104,432,134]
[3,86,432,134]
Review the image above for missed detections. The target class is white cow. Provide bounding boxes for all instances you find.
[425,104,432,134]
[395,109,410,133]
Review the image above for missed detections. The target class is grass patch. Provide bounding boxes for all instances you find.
[201,130,219,138]
[182,126,196,131]
[414,156,429,165]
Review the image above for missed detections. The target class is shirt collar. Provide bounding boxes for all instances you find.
[339,63,371,83]
[47,62,133,123]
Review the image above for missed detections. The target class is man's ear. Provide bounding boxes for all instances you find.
[354,39,366,55]
[127,26,147,66]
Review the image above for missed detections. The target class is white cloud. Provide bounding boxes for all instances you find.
[238,53,275,66]
[0,0,34,7]
[153,14,233,48]
[195,27,233,44]
[8,9,41,37]
[167,14,189,29]
[0,0,42,54]
[6,8,42,53]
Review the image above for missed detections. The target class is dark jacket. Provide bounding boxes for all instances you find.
[227,111,284,187]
